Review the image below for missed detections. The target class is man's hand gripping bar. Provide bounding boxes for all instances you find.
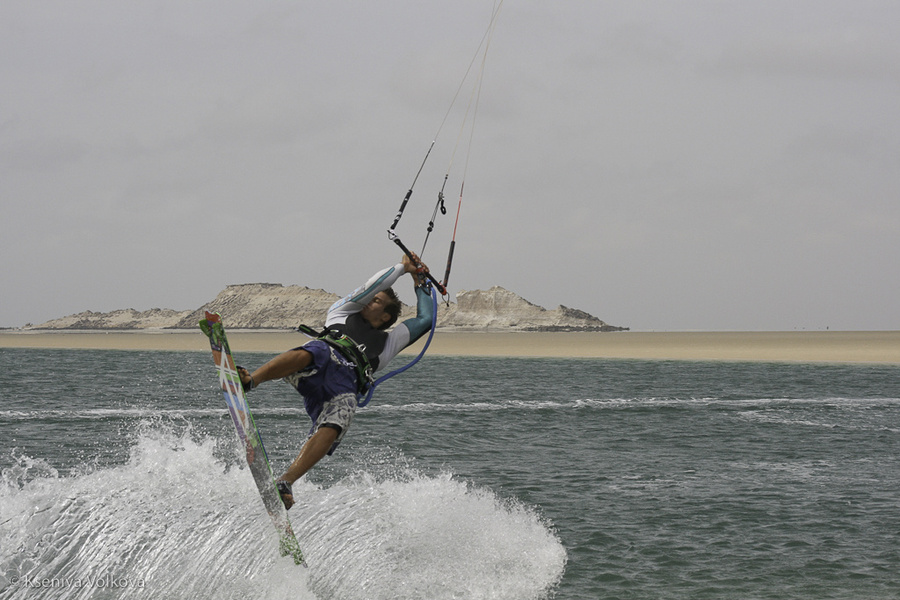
[387,229,448,296]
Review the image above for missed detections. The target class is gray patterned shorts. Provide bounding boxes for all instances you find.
[314,392,357,454]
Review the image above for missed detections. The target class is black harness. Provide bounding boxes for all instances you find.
[297,324,373,394]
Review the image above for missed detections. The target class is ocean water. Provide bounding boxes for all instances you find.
[1,347,899,600]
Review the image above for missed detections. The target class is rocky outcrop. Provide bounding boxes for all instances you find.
[34,308,194,330]
[437,287,622,331]
[173,284,340,329]
[31,284,627,332]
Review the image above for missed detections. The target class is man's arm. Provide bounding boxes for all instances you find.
[403,285,435,343]
[375,283,435,371]
[325,263,405,326]
[397,252,433,343]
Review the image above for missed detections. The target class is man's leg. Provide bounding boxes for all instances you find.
[277,426,340,509]
[239,348,313,389]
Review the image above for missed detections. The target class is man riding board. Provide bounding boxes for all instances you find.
[237,253,433,509]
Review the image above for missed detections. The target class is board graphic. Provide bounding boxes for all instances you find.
[199,311,304,565]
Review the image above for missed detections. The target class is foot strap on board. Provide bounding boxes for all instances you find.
[236,366,255,393]
[276,480,293,510]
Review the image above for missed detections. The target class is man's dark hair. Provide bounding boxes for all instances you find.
[380,287,402,330]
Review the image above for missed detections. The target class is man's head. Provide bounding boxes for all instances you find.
[361,288,402,330]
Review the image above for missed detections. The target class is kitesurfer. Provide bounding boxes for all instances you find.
[237,253,433,509]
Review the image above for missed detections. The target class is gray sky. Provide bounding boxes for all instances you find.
[2,1,898,331]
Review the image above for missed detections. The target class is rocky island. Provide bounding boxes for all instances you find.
[29,284,627,332]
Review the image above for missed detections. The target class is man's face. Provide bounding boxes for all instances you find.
[361,292,393,329]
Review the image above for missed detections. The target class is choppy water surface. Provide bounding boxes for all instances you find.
[2,348,899,599]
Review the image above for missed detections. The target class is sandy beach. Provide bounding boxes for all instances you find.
[1,330,898,364]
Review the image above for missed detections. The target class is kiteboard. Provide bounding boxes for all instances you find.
[199,311,304,566]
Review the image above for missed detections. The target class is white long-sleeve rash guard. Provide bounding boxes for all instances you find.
[324,264,434,373]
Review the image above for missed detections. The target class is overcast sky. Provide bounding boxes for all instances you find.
[2,1,898,331]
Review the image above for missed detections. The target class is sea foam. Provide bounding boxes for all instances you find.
[1,422,565,600]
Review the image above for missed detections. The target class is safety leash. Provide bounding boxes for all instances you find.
[358,283,438,408]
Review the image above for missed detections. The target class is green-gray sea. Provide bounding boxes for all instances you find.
[2,347,899,599]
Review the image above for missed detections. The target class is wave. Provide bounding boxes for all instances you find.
[0,407,308,422]
[0,423,566,600]
[367,396,900,414]
[4,397,898,424]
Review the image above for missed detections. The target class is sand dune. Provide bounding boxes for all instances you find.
[2,330,898,364]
